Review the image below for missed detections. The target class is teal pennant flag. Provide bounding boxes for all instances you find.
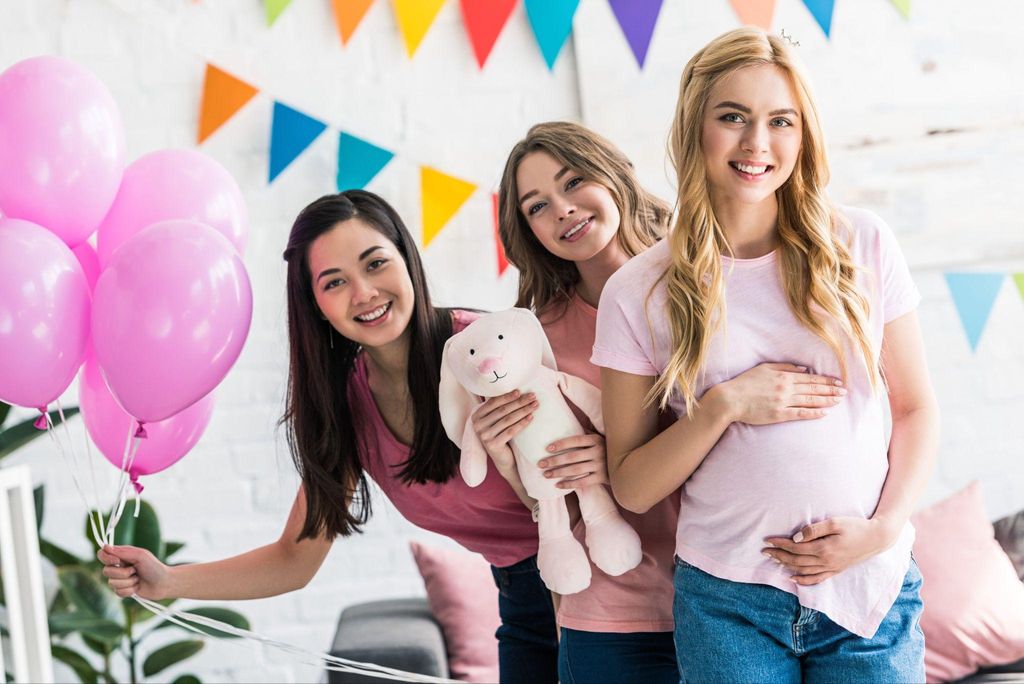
[524,0,580,70]
[337,132,394,191]
[801,0,835,38]
[945,272,1006,352]
[269,102,327,183]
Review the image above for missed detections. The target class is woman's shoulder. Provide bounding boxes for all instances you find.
[603,240,671,303]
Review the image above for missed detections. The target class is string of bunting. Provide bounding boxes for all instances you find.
[945,273,1024,353]
[263,0,911,67]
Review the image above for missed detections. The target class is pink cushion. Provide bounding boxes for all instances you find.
[912,481,1024,682]
[410,541,501,683]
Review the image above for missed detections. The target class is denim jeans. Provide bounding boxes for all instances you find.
[559,627,679,684]
[673,556,925,683]
[491,554,559,684]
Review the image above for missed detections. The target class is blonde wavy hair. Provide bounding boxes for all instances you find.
[498,121,670,313]
[653,27,877,414]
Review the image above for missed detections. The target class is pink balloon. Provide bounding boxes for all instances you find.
[0,56,125,247]
[0,219,91,408]
[79,358,214,480]
[72,242,101,291]
[96,149,249,267]
[91,219,252,423]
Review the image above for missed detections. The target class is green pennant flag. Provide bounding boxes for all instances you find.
[266,0,292,26]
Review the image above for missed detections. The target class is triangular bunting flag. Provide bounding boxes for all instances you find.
[890,0,910,19]
[198,65,259,144]
[493,193,509,276]
[729,0,778,30]
[392,0,446,57]
[944,272,1005,352]
[1013,273,1024,303]
[608,0,664,69]
[801,0,835,38]
[460,0,516,69]
[269,102,328,183]
[420,167,476,248]
[337,132,394,191]
[524,0,581,70]
[266,0,292,26]
[332,0,376,44]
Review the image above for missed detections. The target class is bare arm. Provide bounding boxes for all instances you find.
[101,487,333,600]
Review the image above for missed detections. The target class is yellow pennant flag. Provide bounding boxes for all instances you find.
[392,0,446,57]
[891,0,910,18]
[421,167,476,247]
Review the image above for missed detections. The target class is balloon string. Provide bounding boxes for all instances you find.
[42,413,104,547]
[54,398,106,541]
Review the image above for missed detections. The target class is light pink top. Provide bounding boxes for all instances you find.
[354,309,539,568]
[542,294,677,633]
[592,207,920,638]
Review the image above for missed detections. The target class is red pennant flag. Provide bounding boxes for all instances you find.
[460,0,516,69]
[332,0,376,45]
[493,193,509,276]
[728,0,777,30]
[198,64,259,144]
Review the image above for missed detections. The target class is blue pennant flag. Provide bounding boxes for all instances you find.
[524,0,580,70]
[801,0,835,38]
[269,101,327,183]
[337,132,394,191]
[945,272,1006,352]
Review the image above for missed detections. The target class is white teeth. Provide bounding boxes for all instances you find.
[356,303,389,322]
[562,217,591,239]
[735,163,769,175]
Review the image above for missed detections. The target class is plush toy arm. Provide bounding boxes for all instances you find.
[459,418,489,487]
[556,371,604,434]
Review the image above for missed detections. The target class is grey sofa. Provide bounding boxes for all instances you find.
[327,509,1024,684]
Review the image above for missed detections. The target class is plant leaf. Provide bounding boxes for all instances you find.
[57,567,123,624]
[34,484,44,530]
[40,538,82,568]
[51,644,99,684]
[80,633,114,657]
[0,400,10,428]
[171,676,201,684]
[0,406,79,460]
[154,606,250,638]
[142,640,204,677]
[163,540,185,561]
[127,596,176,626]
[48,612,124,642]
[86,501,164,558]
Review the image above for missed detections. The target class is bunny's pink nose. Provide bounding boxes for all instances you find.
[476,356,502,375]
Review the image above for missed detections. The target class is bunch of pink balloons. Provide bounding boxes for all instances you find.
[0,56,252,488]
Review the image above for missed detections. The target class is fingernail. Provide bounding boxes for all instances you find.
[547,445,556,452]
[836,388,847,395]
[538,460,548,468]
[796,366,807,371]
[793,532,804,543]
[834,380,843,387]
[762,551,772,558]
[513,390,520,397]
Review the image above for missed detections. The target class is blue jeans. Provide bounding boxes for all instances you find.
[491,555,558,684]
[559,627,678,684]
[673,556,925,683]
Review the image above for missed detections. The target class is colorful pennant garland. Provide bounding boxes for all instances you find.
[608,0,665,69]
[492,193,510,276]
[421,167,476,247]
[337,132,394,191]
[392,0,447,57]
[198,65,259,144]
[265,0,292,27]
[524,0,581,70]
[332,0,376,44]
[460,0,516,69]
[944,273,1006,352]
[801,0,836,38]
[729,0,777,30]
[269,102,328,183]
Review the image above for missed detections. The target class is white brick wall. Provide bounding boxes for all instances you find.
[3,0,1021,682]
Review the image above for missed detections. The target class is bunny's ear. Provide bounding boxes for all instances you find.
[513,307,558,372]
[438,336,477,447]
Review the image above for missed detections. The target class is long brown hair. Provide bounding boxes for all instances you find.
[497,121,670,313]
[281,190,457,540]
[654,27,876,414]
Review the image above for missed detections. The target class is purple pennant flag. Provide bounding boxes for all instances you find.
[608,0,665,69]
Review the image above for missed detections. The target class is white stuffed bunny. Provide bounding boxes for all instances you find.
[439,308,642,594]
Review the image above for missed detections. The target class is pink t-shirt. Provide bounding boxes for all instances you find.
[354,309,539,568]
[592,207,920,638]
[541,294,677,633]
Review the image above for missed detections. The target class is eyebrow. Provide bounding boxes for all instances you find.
[315,246,384,282]
[518,166,571,205]
[714,101,800,117]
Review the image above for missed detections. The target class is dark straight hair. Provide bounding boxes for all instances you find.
[281,190,457,541]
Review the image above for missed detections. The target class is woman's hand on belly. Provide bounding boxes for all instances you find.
[715,363,846,426]
[537,433,608,489]
[761,516,898,585]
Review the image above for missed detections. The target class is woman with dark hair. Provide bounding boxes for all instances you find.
[98,190,559,683]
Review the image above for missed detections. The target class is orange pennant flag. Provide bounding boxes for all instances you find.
[332,0,376,45]
[728,0,777,30]
[493,193,510,276]
[421,167,476,247]
[393,0,447,57]
[198,64,259,144]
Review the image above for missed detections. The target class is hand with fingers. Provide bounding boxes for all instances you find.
[98,544,172,599]
[537,433,609,490]
[470,389,539,476]
[761,516,899,585]
[716,362,846,425]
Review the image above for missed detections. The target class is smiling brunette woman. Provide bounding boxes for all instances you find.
[97,190,560,684]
